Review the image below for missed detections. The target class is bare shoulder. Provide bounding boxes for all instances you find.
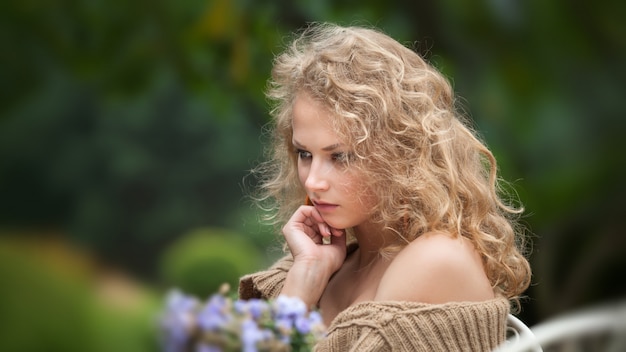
[374,232,495,303]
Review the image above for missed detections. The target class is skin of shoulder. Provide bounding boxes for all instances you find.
[374,232,495,304]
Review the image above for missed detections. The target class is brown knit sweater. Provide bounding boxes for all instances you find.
[239,253,509,351]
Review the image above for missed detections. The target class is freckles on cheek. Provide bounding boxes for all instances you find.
[338,176,361,195]
[337,179,354,192]
[343,175,375,204]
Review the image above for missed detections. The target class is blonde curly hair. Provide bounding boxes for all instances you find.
[253,23,531,302]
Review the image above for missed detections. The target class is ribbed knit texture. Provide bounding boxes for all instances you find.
[239,254,293,301]
[239,253,509,352]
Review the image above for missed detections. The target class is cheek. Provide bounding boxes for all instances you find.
[338,173,363,195]
[342,174,376,206]
[297,162,307,186]
[338,178,357,194]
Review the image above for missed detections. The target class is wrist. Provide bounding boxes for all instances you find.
[280,261,331,308]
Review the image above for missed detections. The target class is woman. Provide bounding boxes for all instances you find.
[240,23,531,351]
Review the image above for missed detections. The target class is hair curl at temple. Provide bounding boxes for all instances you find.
[252,23,531,304]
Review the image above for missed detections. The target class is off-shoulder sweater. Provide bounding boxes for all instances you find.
[239,252,510,351]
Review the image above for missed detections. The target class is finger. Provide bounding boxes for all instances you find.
[308,207,327,224]
[320,230,345,247]
[292,206,326,230]
[285,206,319,231]
[283,220,317,243]
[303,206,331,236]
[317,222,331,237]
[330,227,345,237]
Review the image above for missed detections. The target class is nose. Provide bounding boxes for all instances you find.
[304,160,330,192]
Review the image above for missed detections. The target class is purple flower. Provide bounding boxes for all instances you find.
[272,295,311,340]
[160,290,200,352]
[195,343,222,352]
[295,315,312,334]
[308,311,323,325]
[160,289,327,351]
[295,310,324,335]
[273,295,307,319]
[165,289,199,311]
[240,318,270,352]
[197,294,231,331]
[234,298,270,320]
[275,316,293,333]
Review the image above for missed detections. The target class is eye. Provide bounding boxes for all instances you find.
[331,152,354,164]
[296,149,312,160]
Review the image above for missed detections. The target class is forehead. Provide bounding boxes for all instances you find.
[292,93,335,132]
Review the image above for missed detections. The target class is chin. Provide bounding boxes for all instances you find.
[326,220,351,231]
[321,214,357,231]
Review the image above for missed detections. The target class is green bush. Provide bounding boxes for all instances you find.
[0,238,160,352]
[159,227,263,298]
[0,242,93,352]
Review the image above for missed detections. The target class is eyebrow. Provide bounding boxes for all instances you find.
[292,140,342,151]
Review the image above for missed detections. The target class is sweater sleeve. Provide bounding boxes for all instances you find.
[238,254,293,300]
[239,243,359,301]
[314,297,510,352]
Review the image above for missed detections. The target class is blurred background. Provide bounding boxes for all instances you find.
[1,0,625,351]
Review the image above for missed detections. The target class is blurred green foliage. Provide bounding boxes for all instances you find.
[159,227,263,297]
[0,0,625,349]
[0,237,160,352]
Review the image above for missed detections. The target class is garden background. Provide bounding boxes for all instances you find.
[1,0,625,351]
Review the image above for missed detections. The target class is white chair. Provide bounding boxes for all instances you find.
[494,300,626,352]
[495,314,543,352]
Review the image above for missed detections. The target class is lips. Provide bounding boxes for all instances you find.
[313,200,339,212]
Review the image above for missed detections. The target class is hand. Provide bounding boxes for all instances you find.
[282,205,347,272]
[280,205,347,306]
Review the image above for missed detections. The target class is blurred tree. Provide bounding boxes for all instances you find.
[0,0,278,279]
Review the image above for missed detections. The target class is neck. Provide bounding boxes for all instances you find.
[351,221,395,270]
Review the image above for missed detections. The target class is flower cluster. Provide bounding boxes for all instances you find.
[159,285,326,352]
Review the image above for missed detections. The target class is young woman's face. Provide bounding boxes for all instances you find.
[291,92,373,230]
